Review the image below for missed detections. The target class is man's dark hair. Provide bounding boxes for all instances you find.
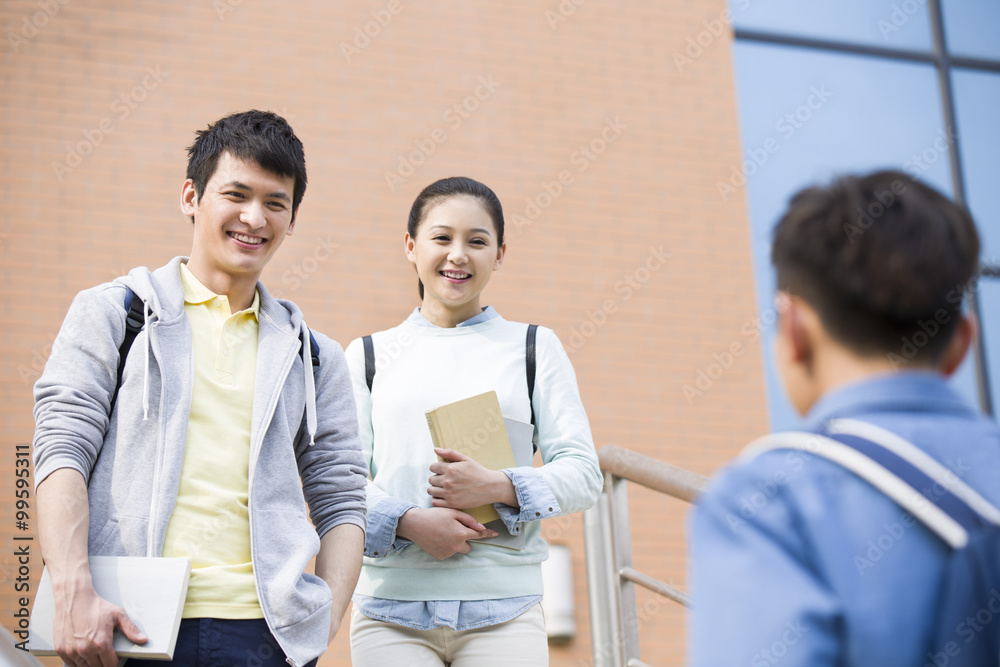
[772,170,980,363]
[186,110,307,221]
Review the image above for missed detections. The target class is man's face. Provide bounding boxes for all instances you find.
[181,152,296,284]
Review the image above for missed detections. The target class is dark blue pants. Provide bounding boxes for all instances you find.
[124,617,319,667]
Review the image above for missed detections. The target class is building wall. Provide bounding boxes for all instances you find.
[0,1,766,664]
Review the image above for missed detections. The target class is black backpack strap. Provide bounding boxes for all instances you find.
[363,335,375,392]
[111,288,145,414]
[526,324,538,452]
[301,328,320,370]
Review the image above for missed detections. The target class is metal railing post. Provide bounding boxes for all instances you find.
[584,472,626,667]
[611,475,640,663]
[584,445,712,667]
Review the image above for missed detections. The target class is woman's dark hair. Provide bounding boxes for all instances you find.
[771,170,980,363]
[186,110,307,222]
[407,176,505,299]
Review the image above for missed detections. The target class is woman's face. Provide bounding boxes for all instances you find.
[404,195,505,326]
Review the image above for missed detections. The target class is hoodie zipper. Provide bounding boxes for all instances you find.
[247,336,300,665]
[143,317,166,557]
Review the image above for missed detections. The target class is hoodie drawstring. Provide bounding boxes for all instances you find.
[142,301,151,421]
[301,321,317,445]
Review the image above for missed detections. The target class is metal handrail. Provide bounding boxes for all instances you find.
[597,445,710,502]
[584,445,711,667]
[619,566,690,608]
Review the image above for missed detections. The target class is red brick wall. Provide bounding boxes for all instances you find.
[1,1,767,664]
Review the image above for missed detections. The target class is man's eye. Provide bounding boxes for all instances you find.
[224,191,245,199]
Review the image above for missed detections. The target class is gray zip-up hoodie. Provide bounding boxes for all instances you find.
[33,257,367,666]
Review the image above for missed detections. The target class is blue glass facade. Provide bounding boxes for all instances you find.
[728,1,998,428]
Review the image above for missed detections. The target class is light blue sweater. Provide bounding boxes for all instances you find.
[344,310,603,601]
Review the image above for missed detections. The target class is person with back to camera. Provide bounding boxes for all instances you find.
[32,110,367,667]
[687,170,1000,666]
[343,176,603,666]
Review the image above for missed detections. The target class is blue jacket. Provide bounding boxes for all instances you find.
[688,372,1000,666]
[33,257,368,667]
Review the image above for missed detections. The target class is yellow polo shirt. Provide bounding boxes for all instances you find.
[161,263,262,618]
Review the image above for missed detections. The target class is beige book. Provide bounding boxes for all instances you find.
[468,417,537,551]
[30,556,191,660]
[426,390,516,525]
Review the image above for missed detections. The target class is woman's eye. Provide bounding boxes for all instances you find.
[433,235,450,242]
[470,239,487,246]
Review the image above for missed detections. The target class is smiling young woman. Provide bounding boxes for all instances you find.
[343,176,603,667]
[403,191,504,327]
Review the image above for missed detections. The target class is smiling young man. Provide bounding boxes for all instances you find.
[32,110,367,667]
[687,171,1000,666]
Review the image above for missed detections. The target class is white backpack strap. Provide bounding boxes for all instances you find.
[742,431,970,549]
[827,418,1000,525]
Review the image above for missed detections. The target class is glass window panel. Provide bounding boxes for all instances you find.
[731,42,980,429]
[978,279,1000,413]
[942,0,1000,61]
[952,69,1000,263]
[728,0,934,52]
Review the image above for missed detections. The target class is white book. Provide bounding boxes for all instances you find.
[30,556,191,660]
[504,417,537,469]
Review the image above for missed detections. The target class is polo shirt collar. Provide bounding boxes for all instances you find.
[179,262,260,317]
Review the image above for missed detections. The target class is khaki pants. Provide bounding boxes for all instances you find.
[350,603,549,667]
